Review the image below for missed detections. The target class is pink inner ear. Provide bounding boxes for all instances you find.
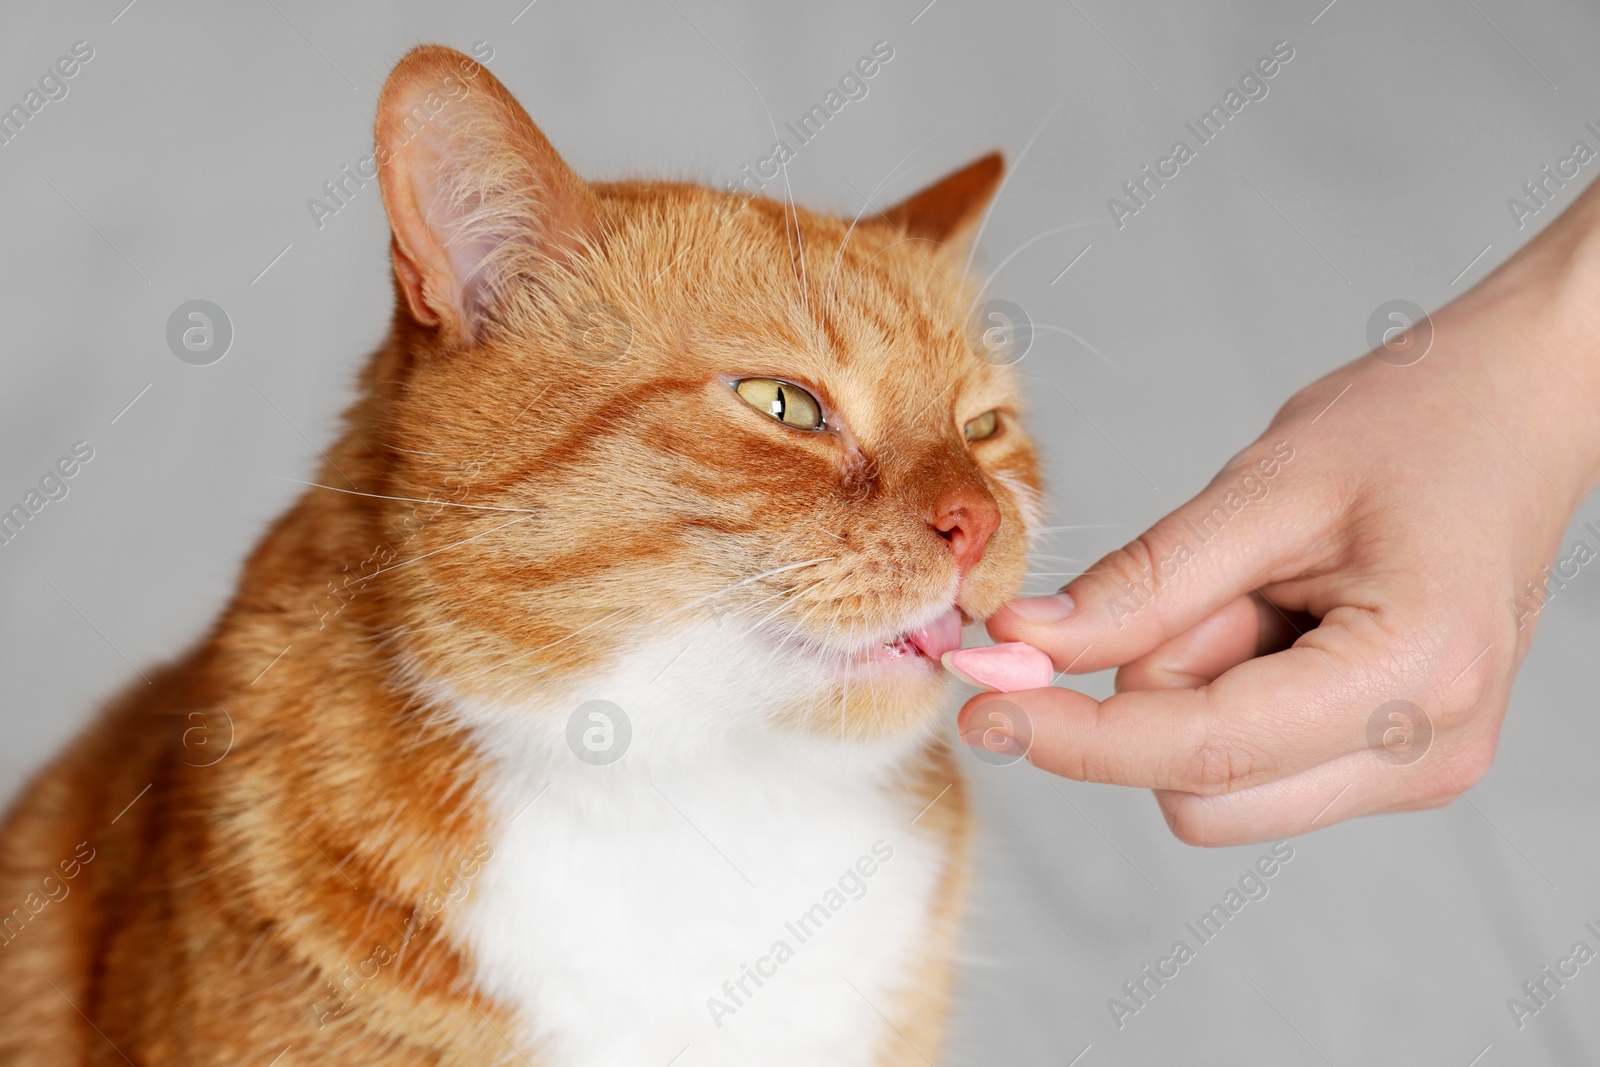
[441,223,501,326]
[411,132,596,335]
[408,139,502,330]
[375,47,600,341]
[451,241,499,321]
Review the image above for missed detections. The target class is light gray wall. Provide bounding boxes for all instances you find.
[3,0,1598,1062]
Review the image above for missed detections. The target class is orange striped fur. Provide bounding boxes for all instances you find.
[0,46,1039,1065]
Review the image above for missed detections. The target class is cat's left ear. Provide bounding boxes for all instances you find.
[375,46,599,345]
[880,152,1004,267]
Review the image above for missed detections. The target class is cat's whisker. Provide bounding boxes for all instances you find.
[965,221,1100,315]
[727,570,893,659]
[858,641,888,727]
[825,601,848,662]
[147,852,249,892]
[1031,323,1123,375]
[709,585,799,635]
[459,606,632,682]
[725,581,839,640]
[770,601,831,657]
[726,599,802,644]
[729,566,857,643]
[378,444,448,456]
[842,237,943,303]
[668,14,809,314]
[367,621,458,652]
[836,604,851,740]
[351,515,539,587]
[789,175,810,317]
[267,475,541,515]
[668,556,839,620]
[823,128,951,313]
[958,103,1059,284]
[760,597,837,660]
[1031,524,1127,533]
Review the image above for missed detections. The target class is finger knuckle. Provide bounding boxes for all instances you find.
[1427,694,1475,735]
[1066,707,1118,785]
[1103,535,1159,593]
[1162,796,1229,847]
[1412,738,1497,808]
[1437,640,1499,714]
[1033,709,1095,783]
[1055,745,1096,783]
[1184,727,1264,795]
[1441,738,1497,795]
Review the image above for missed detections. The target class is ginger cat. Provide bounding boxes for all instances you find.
[0,46,1039,1066]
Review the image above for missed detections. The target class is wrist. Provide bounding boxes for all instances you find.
[1448,196,1600,504]
[1524,244,1600,503]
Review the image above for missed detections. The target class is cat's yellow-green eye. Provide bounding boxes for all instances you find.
[735,378,823,431]
[964,410,999,442]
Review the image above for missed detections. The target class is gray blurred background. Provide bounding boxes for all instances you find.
[3,0,1599,1062]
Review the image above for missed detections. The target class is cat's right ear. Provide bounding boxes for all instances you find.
[375,46,599,345]
[880,152,1004,268]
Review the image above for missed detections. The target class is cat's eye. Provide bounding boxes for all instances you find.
[964,410,999,442]
[734,378,824,431]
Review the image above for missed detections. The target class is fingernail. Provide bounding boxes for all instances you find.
[1005,592,1075,624]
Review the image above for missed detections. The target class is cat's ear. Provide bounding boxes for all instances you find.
[880,152,1003,266]
[375,46,598,344]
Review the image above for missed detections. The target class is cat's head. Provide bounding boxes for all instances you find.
[365,47,1040,740]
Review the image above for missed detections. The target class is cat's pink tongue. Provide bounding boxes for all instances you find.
[907,608,963,661]
[941,643,1054,693]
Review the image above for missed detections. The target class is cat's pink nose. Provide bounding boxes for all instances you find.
[929,484,1000,577]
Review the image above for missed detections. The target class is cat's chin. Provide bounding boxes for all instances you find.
[805,647,954,742]
[800,607,960,735]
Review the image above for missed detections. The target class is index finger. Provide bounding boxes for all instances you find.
[989,439,1316,674]
[959,611,1391,794]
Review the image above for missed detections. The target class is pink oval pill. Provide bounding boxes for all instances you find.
[941,642,1054,693]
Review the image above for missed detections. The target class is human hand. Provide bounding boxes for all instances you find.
[961,186,1600,845]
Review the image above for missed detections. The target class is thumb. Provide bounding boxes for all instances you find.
[992,439,1310,672]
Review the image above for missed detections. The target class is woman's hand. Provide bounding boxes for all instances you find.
[962,183,1600,845]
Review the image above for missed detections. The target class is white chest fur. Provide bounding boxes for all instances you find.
[427,625,955,1067]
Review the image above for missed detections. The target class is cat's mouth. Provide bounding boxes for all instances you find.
[870,606,965,665]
